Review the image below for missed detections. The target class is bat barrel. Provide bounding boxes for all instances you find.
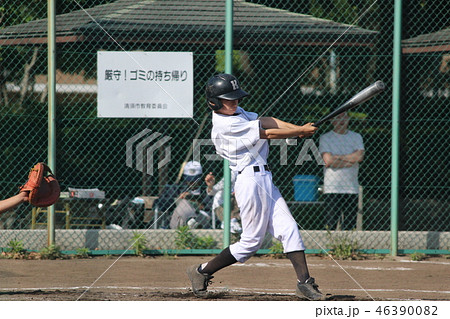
[313,80,385,127]
[375,80,385,91]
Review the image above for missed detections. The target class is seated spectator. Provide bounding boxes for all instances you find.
[205,172,242,233]
[153,161,213,229]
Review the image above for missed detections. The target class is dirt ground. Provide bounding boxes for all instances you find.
[0,254,449,301]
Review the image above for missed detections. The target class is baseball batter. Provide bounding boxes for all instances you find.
[187,74,324,300]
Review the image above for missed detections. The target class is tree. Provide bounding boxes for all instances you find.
[0,1,114,111]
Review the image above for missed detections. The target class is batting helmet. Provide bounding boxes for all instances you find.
[205,74,248,111]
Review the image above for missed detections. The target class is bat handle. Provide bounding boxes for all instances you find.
[286,121,321,143]
[312,119,324,127]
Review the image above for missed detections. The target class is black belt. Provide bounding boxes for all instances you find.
[238,165,270,174]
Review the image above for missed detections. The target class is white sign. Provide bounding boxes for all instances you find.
[97,51,193,118]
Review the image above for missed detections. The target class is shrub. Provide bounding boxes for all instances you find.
[327,230,360,260]
[175,226,215,249]
[76,247,91,259]
[410,252,426,261]
[129,231,148,256]
[8,240,26,254]
[268,241,285,259]
[40,244,63,260]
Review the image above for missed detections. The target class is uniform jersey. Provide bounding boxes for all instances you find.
[319,130,364,194]
[212,106,269,173]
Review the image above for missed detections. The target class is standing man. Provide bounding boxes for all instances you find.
[319,109,364,230]
[186,73,325,300]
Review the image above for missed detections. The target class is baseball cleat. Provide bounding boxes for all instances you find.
[186,264,214,297]
[296,277,325,301]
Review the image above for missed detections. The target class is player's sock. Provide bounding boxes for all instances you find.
[287,250,310,283]
[199,247,237,275]
[198,262,208,272]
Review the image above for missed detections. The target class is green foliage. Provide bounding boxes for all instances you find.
[40,244,63,260]
[76,247,91,259]
[310,0,366,26]
[7,239,26,254]
[129,232,148,256]
[175,226,196,249]
[1,1,114,28]
[215,50,247,74]
[174,226,215,250]
[410,252,426,262]
[2,240,28,259]
[268,241,285,259]
[194,235,216,250]
[327,230,360,260]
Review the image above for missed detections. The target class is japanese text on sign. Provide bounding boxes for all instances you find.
[104,70,188,82]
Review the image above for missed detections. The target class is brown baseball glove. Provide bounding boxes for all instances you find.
[20,163,60,207]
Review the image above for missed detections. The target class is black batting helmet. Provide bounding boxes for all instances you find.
[205,74,248,111]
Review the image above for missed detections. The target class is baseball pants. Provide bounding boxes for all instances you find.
[230,165,305,263]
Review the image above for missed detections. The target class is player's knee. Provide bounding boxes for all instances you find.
[240,237,264,254]
[277,222,300,238]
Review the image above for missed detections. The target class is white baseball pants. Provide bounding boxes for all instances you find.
[230,165,305,263]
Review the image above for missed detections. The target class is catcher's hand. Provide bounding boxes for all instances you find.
[19,163,60,207]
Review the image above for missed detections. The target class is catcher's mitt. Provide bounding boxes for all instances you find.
[20,163,60,207]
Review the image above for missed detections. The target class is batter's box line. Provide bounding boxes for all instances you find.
[336,288,450,295]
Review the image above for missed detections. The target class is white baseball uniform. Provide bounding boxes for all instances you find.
[212,106,305,263]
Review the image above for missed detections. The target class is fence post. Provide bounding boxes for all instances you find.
[391,0,403,256]
[47,0,57,246]
[222,0,234,248]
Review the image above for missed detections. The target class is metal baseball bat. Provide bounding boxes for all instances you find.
[286,81,385,145]
[312,80,385,127]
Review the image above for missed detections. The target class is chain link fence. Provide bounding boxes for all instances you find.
[0,0,448,255]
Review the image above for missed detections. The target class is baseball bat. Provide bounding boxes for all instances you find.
[312,80,385,127]
[286,81,385,145]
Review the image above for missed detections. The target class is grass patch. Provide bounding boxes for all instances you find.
[410,252,426,261]
[174,226,216,249]
[326,230,361,260]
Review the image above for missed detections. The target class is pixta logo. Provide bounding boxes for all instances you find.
[192,138,325,166]
[126,129,172,176]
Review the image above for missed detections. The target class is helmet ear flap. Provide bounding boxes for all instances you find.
[207,97,223,111]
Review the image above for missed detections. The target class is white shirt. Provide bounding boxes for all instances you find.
[211,107,269,173]
[319,130,364,194]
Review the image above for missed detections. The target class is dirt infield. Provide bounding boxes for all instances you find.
[0,255,449,301]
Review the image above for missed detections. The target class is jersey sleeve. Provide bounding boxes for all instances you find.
[226,108,261,145]
[229,119,261,146]
[243,109,258,121]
